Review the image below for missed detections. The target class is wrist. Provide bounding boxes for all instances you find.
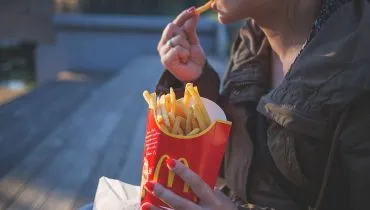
[182,59,208,83]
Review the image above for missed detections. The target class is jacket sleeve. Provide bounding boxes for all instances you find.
[340,93,370,210]
[155,60,220,102]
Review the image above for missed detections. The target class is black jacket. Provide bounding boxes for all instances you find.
[156,0,370,209]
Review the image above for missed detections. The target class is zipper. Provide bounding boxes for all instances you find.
[235,81,249,87]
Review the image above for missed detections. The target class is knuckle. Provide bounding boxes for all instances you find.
[174,164,187,176]
[161,57,170,67]
[154,187,165,199]
[166,23,176,31]
[158,45,166,55]
[173,46,181,53]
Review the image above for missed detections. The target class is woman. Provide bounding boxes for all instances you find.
[142,0,370,209]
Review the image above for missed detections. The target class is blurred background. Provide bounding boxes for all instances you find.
[0,0,241,209]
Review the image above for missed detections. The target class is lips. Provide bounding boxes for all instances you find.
[210,1,218,12]
[210,1,225,15]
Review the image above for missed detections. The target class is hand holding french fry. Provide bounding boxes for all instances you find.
[143,84,211,136]
[157,4,208,82]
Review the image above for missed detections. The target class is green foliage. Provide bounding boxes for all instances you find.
[0,43,36,84]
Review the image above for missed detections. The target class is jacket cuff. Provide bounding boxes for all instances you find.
[237,204,276,210]
[155,60,220,102]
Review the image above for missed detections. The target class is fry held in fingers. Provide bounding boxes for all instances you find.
[143,83,212,137]
[195,0,214,15]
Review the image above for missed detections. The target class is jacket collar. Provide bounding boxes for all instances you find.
[257,0,370,137]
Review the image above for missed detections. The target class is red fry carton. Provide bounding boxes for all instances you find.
[140,97,232,208]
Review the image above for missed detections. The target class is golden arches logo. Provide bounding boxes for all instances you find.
[153,155,190,193]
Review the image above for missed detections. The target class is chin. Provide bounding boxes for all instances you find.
[217,14,234,24]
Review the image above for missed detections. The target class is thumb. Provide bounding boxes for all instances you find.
[183,15,200,45]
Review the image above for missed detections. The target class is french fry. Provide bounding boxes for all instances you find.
[172,116,182,134]
[143,83,212,136]
[178,127,185,136]
[194,86,199,95]
[160,95,171,127]
[165,94,171,112]
[170,88,176,113]
[151,93,157,108]
[185,108,194,134]
[187,128,200,136]
[160,125,169,133]
[195,0,214,15]
[157,115,164,124]
[183,87,191,111]
[179,116,186,131]
[156,100,163,123]
[192,104,206,130]
[192,117,199,130]
[168,112,176,127]
[187,83,211,126]
[143,90,155,109]
[175,101,186,117]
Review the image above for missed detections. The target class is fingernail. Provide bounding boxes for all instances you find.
[141,203,152,210]
[145,181,155,192]
[166,157,176,169]
[187,6,196,14]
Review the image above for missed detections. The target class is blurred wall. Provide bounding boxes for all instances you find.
[36,14,220,85]
[0,0,55,43]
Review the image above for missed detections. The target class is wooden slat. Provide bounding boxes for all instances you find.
[0,81,101,209]
[0,82,99,178]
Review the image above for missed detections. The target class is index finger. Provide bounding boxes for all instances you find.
[173,7,196,27]
[169,158,217,204]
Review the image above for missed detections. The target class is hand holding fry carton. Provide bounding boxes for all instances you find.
[141,83,232,208]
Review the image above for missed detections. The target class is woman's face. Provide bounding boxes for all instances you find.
[212,0,282,24]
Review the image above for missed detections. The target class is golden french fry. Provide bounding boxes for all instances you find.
[179,116,186,131]
[192,117,199,130]
[165,94,171,112]
[187,128,200,136]
[192,104,206,130]
[143,90,155,109]
[151,92,157,108]
[172,116,182,134]
[194,86,199,95]
[184,85,192,109]
[178,127,185,135]
[175,101,186,117]
[168,112,176,126]
[160,125,169,133]
[187,84,211,126]
[185,108,194,134]
[156,105,163,123]
[170,88,176,113]
[195,0,213,15]
[160,95,171,127]
[145,83,212,136]
[157,116,164,124]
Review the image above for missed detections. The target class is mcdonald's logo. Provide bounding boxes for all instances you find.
[153,154,190,193]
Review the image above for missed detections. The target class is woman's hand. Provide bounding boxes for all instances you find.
[141,158,237,210]
[157,7,206,82]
